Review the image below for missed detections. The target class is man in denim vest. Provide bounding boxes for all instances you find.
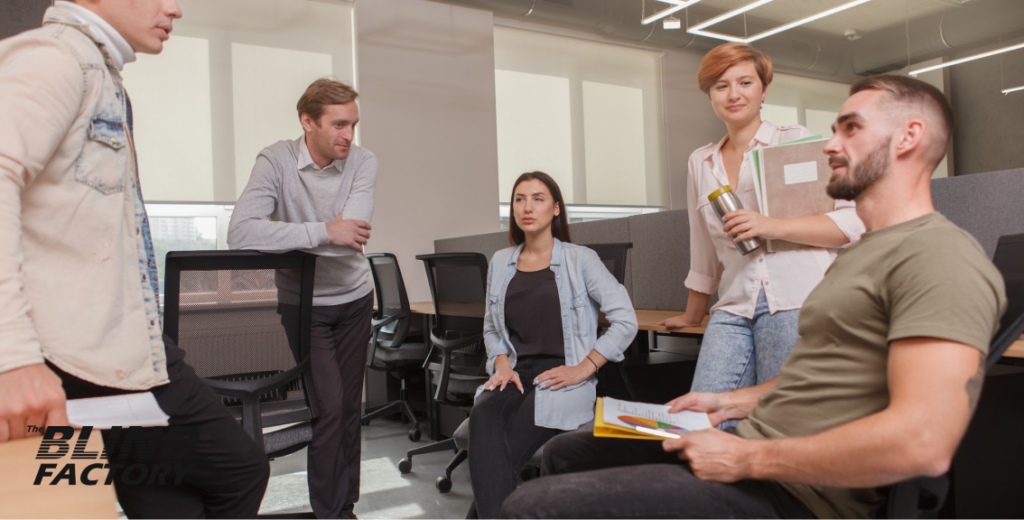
[0,1,269,517]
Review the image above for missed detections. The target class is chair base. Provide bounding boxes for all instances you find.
[361,400,421,441]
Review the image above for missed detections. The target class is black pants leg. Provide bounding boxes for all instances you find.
[468,357,565,519]
[499,431,815,519]
[51,337,270,519]
[279,292,373,518]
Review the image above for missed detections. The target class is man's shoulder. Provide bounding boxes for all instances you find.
[349,144,378,168]
[0,24,95,68]
[257,139,300,166]
[894,214,987,262]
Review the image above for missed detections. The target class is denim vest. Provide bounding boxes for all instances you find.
[480,239,638,430]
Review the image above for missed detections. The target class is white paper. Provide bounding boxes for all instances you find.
[67,392,170,430]
[602,397,712,435]
[783,161,818,185]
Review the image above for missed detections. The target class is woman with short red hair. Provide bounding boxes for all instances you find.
[658,43,864,410]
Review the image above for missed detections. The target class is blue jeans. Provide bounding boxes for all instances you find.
[691,289,799,426]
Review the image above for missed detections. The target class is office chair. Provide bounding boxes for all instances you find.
[883,232,1024,518]
[396,252,490,493]
[360,253,429,442]
[163,250,320,460]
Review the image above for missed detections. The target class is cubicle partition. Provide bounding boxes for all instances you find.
[435,168,1024,307]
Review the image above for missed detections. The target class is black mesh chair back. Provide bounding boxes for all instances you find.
[885,233,1024,518]
[163,250,319,458]
[989,233,1024,368]
[366,253,412,350]
[583,242,633,285]
[416,253,490,407]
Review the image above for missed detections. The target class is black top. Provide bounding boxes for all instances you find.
[504,268,565,359]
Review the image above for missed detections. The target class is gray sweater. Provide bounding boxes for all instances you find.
[228,136,377,306]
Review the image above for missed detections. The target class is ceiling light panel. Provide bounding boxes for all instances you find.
[687,0,875,44]
[909,41,1024,76]
[1001,85,1024,95]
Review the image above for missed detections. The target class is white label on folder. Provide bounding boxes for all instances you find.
[784,161,818,185]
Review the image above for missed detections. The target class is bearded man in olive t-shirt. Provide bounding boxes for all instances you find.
[501,75,1006,520]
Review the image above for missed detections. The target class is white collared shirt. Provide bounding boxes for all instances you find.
[684,121,865,318]
[55,1,135,70]
[297,136,346,173]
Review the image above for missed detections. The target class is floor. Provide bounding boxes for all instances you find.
[259,419,474,519]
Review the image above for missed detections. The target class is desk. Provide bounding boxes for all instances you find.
[1005,337,1024,360]
[0,430,118,519]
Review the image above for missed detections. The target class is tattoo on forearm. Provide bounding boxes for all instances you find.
[966,355,985,413]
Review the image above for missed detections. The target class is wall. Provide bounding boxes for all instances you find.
[356,0,500,301]
[0,0,49,41]
[950,42,1024,176]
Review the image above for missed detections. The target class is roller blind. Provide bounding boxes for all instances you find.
[493,26,666,207]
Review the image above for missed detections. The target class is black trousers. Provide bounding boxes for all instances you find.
[469,356,565,519]
[279,291,373,519]
[499,430,815,519]
[51,337,270,519]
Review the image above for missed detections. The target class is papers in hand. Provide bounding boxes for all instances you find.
[594,397,713,441]
[66,392,170,430]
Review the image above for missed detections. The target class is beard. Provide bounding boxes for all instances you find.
[826,136,892,200]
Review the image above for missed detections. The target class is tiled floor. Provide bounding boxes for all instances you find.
[259,419,474,518]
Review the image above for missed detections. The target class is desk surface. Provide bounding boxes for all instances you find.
[408,302,1024,359]
[0,430,118,519]
[408,302,708,334]
[1007,338,1024,360]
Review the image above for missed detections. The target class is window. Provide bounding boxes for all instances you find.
[146,204,234,299]
[493,26,666,213]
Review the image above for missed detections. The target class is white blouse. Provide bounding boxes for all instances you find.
[684,121,865,319]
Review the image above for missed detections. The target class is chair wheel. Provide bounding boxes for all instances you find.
[398,458,412,474]
[436,475,452,493]
[408,429,421,442]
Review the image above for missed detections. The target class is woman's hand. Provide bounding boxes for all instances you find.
[485,367,523,393]
[657,314,703,329]
[722,209,780,242]
[537,363,595,391]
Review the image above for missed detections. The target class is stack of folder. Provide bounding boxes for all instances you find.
[748,136,837,252]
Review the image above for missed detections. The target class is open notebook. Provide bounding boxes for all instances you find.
[594,397,712,440]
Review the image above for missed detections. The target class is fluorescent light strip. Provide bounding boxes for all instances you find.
[1003,85,1024,95]
[909,41,1024,76]
[688,0,775,32]
[747,0,873,42]
[642,0,702,25]
[687,0,873,44]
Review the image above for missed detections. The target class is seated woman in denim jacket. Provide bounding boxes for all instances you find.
[468,171,638,519]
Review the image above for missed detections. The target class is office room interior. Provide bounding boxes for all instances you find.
[2,0,1024,518]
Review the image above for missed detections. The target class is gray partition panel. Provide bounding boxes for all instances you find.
[626,210,690,311]
[571,218,633,298]
[434,231,509,262]
[931,168,1024,258]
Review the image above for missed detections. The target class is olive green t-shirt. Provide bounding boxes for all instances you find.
[736,212,1006,519]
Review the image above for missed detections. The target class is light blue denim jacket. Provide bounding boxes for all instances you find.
[479,239,638,430]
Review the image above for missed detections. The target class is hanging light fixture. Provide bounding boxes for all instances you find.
[1002,85,1024,95]
[642,0,703,26]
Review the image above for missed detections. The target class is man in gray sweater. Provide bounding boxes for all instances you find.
[228,78,377,519]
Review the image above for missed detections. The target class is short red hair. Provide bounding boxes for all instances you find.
[697,43,773,94]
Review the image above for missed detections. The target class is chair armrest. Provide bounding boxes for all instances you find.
[366,312,411,371]
[885,475,949,518]
[202,361,310,454]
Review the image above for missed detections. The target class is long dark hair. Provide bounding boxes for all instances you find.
[509,171,572,246]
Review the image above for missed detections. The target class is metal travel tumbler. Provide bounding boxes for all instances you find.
[708,186,761,256]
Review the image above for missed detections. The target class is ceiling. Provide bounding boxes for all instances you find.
[679,0,971,39]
